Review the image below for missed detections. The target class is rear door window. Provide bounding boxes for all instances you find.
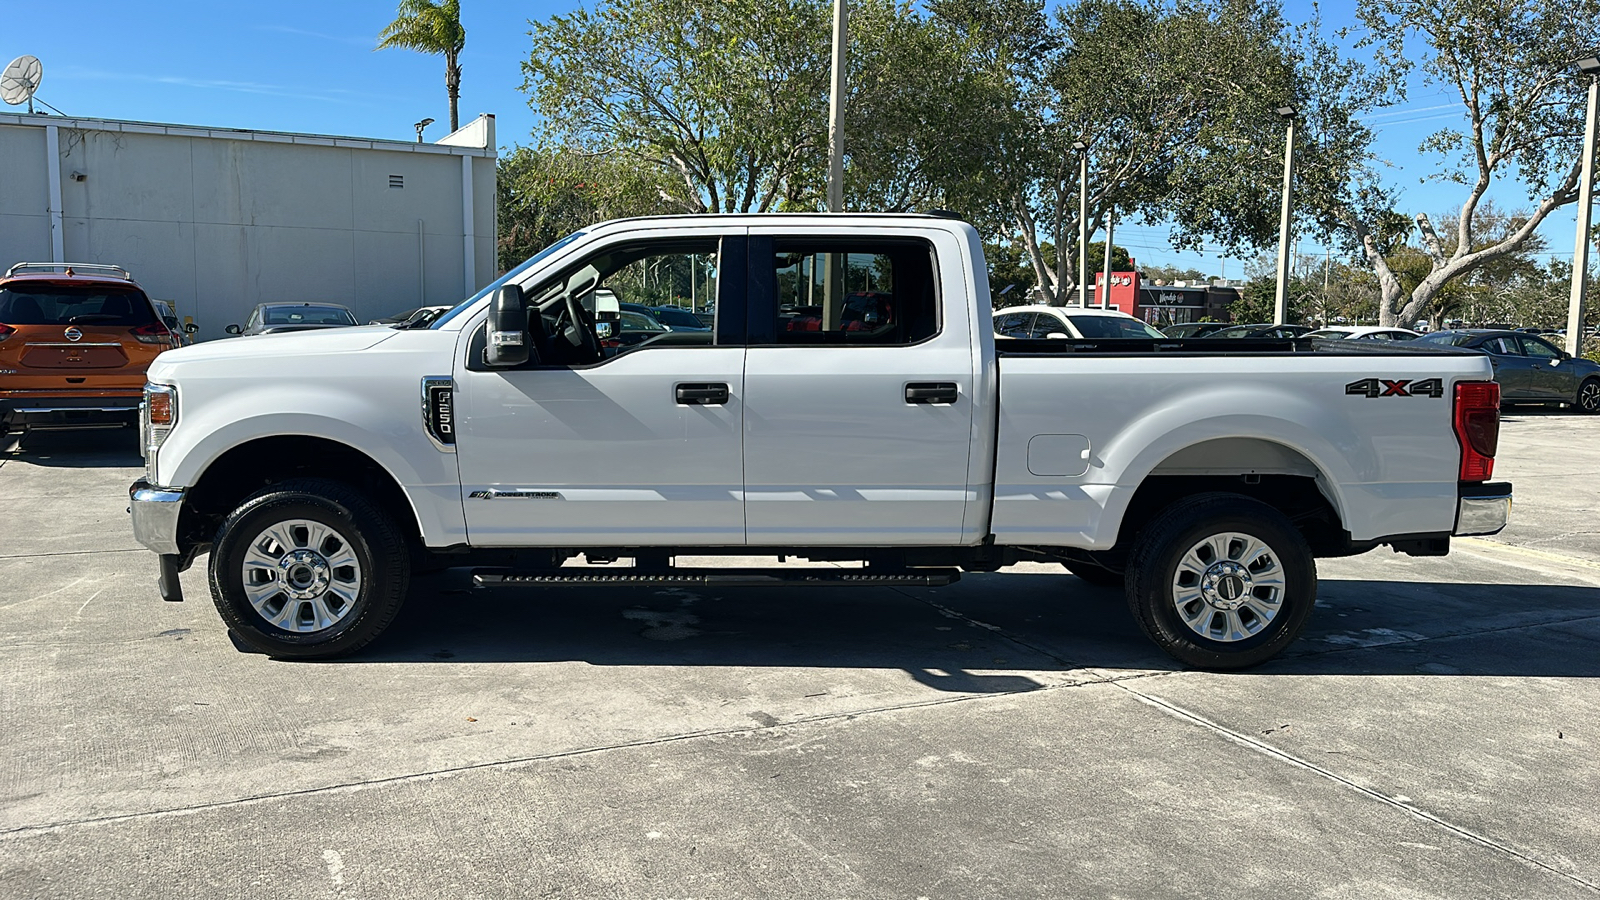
[765,239,939,345]
[0,284,156,326]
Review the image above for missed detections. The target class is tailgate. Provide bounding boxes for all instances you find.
[20,339,131,369]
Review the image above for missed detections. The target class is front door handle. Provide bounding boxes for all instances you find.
[905,382,958,404]
[676,382,729,405]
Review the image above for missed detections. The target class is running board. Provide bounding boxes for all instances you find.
[471,568,961,588]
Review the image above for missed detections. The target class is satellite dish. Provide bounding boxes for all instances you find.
[1,56,43,111]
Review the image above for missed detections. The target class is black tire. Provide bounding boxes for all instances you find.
[208,478,409,659]
[1575,377,1600,415]
[1063,561,1124,588]
[1124,493,1316,670]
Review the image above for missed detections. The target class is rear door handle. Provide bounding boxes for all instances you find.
[675,382,729,405]
[905,382,958,404]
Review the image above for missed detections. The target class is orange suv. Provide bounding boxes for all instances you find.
[0,263,182,436]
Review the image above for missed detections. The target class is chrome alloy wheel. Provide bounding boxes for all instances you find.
[1170,531,1286,643]
[1580,380,1600,413]
[239,518,362,633]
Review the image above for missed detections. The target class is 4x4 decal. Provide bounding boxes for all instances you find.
[1345,377,1444,399]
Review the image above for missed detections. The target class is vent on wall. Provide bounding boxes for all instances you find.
[389,174,404,189]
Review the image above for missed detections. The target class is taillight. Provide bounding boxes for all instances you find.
[0,323,13,343]
[1454,381,1500,481]
[131,322,173,345]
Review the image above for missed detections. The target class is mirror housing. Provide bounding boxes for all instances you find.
[486,284,530,367]
[225,324,242,335]
[1045,331,1069,339]
[183,322,199,334]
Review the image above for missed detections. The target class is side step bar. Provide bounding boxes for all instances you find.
[472,568,961,588]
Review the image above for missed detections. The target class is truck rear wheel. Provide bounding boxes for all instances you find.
[1124,493,1315,670]
[208,478,409,659]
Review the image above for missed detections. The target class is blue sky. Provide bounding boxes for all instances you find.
[2,0,1585,279]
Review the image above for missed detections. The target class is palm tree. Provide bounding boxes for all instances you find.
[376,0,466,132]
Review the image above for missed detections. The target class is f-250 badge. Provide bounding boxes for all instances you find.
[1345,377,1444,398]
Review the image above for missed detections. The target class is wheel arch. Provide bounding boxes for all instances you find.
[180,434,426,555]
[1103,434,1353,559]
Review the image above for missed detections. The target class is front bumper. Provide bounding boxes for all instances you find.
[1454,481,1512,537]
[1,396,140,430]
[129,479,185,555]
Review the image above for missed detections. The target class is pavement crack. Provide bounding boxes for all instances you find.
[0,548,146,560]
[1107,681,1600,895]
[0,677,1116,841]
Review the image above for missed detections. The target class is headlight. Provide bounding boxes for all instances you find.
[142,382,178,484]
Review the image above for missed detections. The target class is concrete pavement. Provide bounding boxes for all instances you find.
[1,417,1597,898]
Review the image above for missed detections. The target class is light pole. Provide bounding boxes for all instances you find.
[1100,207,1116,310]
[1565,55,1599,357]
[821,0,848,330]
[1273,105,1298,325]
[414,117,434,144]
[826,0,847,214]
[1073,141,1089,307]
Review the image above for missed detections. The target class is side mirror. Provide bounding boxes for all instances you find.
[485,284,529,367]
[163,315,180,330]
[225,324,241,335]
[183,323,199,335]
[1045,332,1069,340]
[595,321,615,340]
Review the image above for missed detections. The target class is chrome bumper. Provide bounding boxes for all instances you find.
[1454,482,1512,537]
[129,479,185,555]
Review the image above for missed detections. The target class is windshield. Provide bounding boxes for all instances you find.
[430,231,587,329]
[1416,332,1479,347]
[263,305,356,326]
[651,307,707,329]
[1210,325,1261,339]
[0,284,157,326]
[1065,314,1165,339]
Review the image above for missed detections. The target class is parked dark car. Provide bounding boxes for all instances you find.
[619,302,712,332]
[1205,323,1314,339]
[1413,329,1600,413]
[1161,321,1230,338]
[226,303,359,336]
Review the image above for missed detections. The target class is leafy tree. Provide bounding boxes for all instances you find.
[522,0,832,214]
[1343,0,1600,326]
[1142,264,1214,285]
[1230,274,1314,325]
[497,145,677,271]
[377,0,467,132]
[953,0,1371,304]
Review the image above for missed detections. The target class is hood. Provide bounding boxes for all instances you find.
[151,325,398,372]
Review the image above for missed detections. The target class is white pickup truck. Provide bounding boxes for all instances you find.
[129,213,1511,669]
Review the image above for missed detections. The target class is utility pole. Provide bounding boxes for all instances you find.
[822,0,848,331]
[1273,105,1298,326]
[1566,56,1599,357]
[1073,141,1089,307]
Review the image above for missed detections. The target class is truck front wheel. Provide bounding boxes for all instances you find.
[1124,494,1315,670]
[208,478,410,659]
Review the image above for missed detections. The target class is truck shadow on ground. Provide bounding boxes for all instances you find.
[350,569,1600,683]
[1,429,142,468]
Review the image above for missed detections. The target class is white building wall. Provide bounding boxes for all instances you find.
[0,113,497,341]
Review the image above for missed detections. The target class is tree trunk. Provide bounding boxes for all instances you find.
[445,51,462,132]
